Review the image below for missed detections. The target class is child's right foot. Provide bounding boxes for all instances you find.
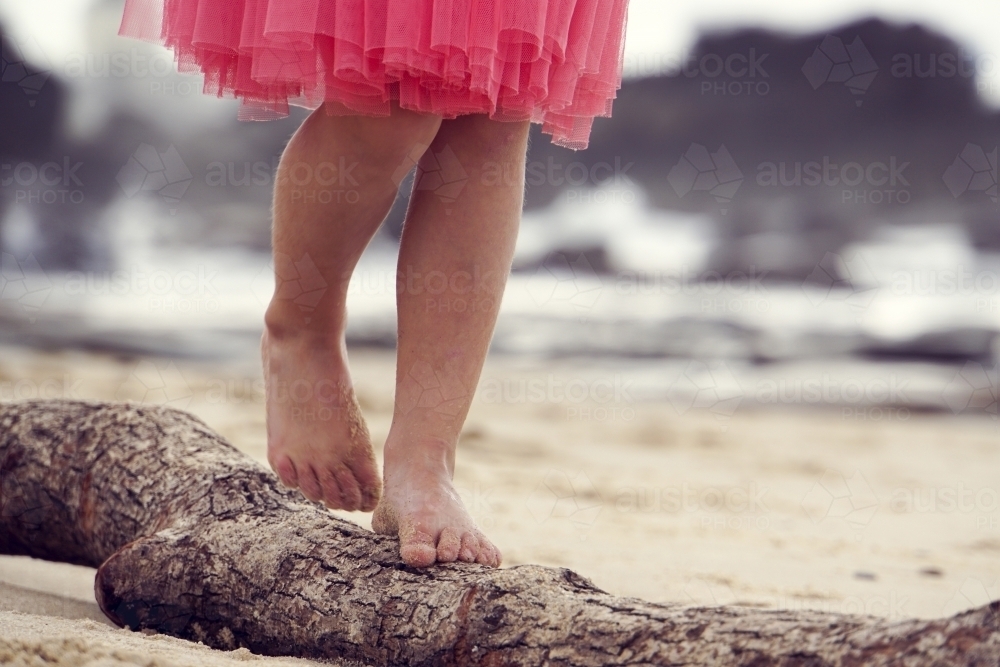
[263,330,381,511]
[372,435,501,568]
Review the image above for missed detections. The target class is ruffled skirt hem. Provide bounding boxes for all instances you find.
[120,0,629,149]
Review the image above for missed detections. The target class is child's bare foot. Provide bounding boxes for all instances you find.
[262,330,381,511]
[372,436,500,567]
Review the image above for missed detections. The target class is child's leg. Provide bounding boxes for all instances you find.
[372,115,531,567]
[264,105,442,511]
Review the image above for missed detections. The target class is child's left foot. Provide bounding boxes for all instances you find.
[372,435,501,567]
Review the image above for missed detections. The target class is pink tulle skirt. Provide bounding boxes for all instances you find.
[119,0,630,149]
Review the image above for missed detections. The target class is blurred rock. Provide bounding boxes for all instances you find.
[524,18,1000,278]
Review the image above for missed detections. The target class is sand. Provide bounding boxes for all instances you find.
[1,344,998,665]
[0,611,332,667]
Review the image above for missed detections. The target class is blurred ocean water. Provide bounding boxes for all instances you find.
[1,188,996,417]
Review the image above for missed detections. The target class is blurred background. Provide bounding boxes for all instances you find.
[0,0,997,403]
[0,0,998,626]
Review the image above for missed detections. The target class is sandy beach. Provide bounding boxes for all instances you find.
[1,344,998,665]
[1,0,998,661]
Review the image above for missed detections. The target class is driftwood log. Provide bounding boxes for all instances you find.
[1,399,998,666]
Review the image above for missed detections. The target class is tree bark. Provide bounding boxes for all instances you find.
[0,399,998,666]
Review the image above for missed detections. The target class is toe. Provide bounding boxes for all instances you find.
[371,502,396,535]
[349,459,382,512]
[476,537,501,568]
[358,485,382,513]
[332,467,363,511]
[271,456,299,489]
[298,465,324,504]
[458,532,479,563]
[316,468,344,510]
[399,527,438,567]
[436,526,463,563]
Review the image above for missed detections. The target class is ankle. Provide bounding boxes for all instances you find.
[383,432,456,477]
